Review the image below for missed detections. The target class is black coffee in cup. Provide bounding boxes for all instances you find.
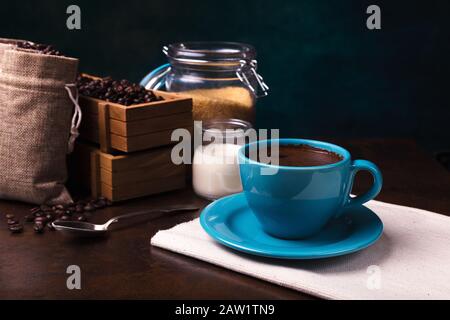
[278,144,343,167]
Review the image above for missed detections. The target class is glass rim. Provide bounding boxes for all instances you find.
[164,42,256,67]
[201,118,253,140]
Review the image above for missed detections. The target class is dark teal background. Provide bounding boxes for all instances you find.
[1,0,449,152]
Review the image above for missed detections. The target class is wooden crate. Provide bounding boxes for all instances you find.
[78,74,193,153]
[70,141,186,202]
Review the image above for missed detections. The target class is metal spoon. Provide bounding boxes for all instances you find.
[51,205,199,237]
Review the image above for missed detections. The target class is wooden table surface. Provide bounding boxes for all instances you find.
[0,139,449,299]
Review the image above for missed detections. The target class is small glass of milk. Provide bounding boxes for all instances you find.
[193,119,252,200]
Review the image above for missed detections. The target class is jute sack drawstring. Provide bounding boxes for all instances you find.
[64,83,82,153]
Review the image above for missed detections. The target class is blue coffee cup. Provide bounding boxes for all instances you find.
[238,139,383,239]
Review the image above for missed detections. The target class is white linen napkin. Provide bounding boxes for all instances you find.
[151,200,450,299]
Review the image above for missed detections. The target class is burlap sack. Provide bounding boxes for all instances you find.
[0,38,23,70]
[0,48,79,204]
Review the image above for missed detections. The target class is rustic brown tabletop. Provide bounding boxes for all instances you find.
[0,139,449,299]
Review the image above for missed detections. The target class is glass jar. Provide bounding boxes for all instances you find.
[140,42,269,124]
[192,118,252,200]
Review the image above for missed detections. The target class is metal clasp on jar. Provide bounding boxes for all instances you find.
[236,59,269,98]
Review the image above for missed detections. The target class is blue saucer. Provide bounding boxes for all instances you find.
[200,193,383,259]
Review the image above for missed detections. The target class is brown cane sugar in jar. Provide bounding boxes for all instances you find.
[141,42,268,124]
[180,86,254,122]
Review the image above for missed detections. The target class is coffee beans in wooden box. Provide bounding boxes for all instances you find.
[77,74,193,153]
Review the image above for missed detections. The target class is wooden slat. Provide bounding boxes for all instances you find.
[100,164,185,187]
[101,175,186,202]
[97,145,173,172]
[110,112,192,136]
[110,127,193,153]
[98,103,112,153]
[82,111,192,139]
[110,98,192,122]
[79,96,100,115]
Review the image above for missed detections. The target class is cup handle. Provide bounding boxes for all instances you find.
[344,159,383,210]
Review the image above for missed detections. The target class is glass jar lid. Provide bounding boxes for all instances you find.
[163,42,256,67]
[160,42,269,97]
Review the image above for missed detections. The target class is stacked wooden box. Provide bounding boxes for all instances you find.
[71,74,193,202]
[79,90,193,153]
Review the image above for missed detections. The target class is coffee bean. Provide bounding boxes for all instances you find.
[76,215,87,222]
[55,204,65,210]
[17,41,63,56]
[93,200,106,209]
[60,215,70,221]
[46,214,54,221]
[30,207,41,215]
[5,213,15,219]
[34,216,47,224]
[77,75,162,106]
[54,209,65,216]
[84,204,95,212]
[9,224,23,234]
[34,211,43,217]
[7,219,18,225]
[33,223,45,234]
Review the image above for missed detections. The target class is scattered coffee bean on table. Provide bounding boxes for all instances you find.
[7,219,18,225]
[76,215,87,222]
[76,75,163,106]
[9,224,23,234]
[3,197,112,235]
[33,222,45,234]
[34,216,47,224]
[84,203,95,212]
[30,207,41,215]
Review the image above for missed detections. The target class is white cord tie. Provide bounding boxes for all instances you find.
[64,83,82,153]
